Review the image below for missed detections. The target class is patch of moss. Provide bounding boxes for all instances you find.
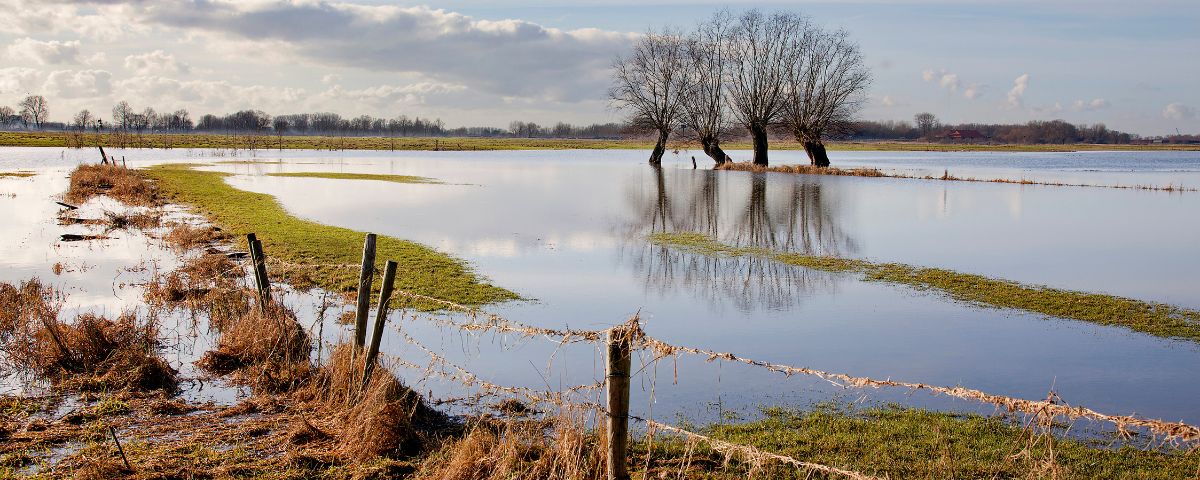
[143,163,517,309]
[650,232,1200,343]
[265,172,439,184]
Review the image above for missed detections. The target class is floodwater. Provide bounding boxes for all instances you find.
[2,147,1199,429]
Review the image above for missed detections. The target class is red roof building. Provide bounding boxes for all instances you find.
[945,129,986,140]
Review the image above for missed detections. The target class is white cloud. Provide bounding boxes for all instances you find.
[1162,103,1196,120]
[1006,73,1029,108]
[43,69,112,98]
[320,82,468,108]
[6,37,82,65]
[321,74,341,85]
[963,83,985,100]
[114,75,307,111]
[880,95,896,107]
[0,67,43,94]
[1072,98,1109,111]
[124,50,190,75]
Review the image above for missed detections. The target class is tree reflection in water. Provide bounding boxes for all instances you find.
[621,166,859,312]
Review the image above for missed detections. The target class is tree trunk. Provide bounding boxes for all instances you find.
[701,137,731,166]
[749,123,769,166]
[803,139,830,167]
[648,129,669,165]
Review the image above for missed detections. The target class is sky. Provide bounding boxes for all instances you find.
[0,0,1197,135]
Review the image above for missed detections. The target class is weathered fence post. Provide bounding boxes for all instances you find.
[353,233,378,349]
[246,233,270,307]
[606,325,632,480]
[363,260,398,386]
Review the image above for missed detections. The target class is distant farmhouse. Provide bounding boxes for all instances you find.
[943,129,986,141]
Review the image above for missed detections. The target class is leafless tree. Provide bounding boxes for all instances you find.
[610,28,691,165]
[680,11,735,165]
[782,27,871,167]
[19,95,48,129]
[72,109,94,131]
[724,11,802,166]
[914,112,938,138]
[273,117,289,149]
[0,106,14,126]
[112,101,133,131]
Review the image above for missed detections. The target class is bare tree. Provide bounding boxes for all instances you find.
[782,27,871,167]
[112,101,133,131]
[724,11,801,166]
[680,11,735,166]
[72,109,94,131]
[19,95,48,129]
[610,28,690,165]
[914,112,938,138]
[0,106,14,126]
[273,117,289,149]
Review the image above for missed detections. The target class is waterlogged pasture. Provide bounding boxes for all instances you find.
[2,146,1200,429]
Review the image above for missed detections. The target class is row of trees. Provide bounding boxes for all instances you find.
[0,95,50,130]
[853,113,1137,144]
[611,10,871,167]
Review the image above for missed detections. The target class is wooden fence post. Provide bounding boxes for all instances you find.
[353,233,378,349]
[246,233,270,307]
[606,325,632,480]
[363,260,398,386]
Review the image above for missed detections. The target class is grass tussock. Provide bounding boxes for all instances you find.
[0,280,177,393]
[414,412,603,480]
[197,301,312,392]
[144,163,517,309]
[101,209,162,230]
[65,163,158,206]
[145,253,251,330]
[651,232,1200,342]
[162,222,230,251]
[266,172,440,184]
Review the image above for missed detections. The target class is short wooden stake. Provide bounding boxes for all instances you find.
[353,233,378,349]
[363,260,397,386]
[606,325,632,480]
[109,426,132,471]
[246,234,270,307]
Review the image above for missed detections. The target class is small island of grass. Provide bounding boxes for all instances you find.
[264,172,439,184]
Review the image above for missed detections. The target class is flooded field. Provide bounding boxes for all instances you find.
[3,146,1200,431]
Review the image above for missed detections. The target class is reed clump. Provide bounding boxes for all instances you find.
[414,411,603,480]
[197,301,312,392]
[65,163,158,206]
[0,279,177,393]
[145,253,250,330]
[162,223,230,251]
[102,209,162,230]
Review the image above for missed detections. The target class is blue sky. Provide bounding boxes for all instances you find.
[1,0,1196,135]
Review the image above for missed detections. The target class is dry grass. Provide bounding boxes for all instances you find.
[162,223,230,251]
[144,253,251,331]
[197,301,312,393]
[65,164,159,206]
[414,411,604,480]
[0,280,177,393]
[101,209,163,230]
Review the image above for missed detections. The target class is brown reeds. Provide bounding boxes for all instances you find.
[65,163,158,206]
[162,223,230,252]
[144,253,250,330]
[197,300,312,392]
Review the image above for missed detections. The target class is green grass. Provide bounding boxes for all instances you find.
[650,232,1200,343]
[670,404,1200,479]
[143,163,518,309]
[3,131,1198,152]
[264,172,439,184]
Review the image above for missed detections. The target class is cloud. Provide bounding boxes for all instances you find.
[0,0,144,41]
[114,75,307,111]
[321,74,341,85]
[6,37,82,65]
[1072,98,1109,111]
[0,67,43,94]
[118,1,634,102]
[1162,103,1196,120]
[1006,73,1029,108]
[880,95,896,107]
[43,69,112,98]
[1032,102,1063,115]
[320,82,468,108]
[124,50,190,75]
[963,83,985,100]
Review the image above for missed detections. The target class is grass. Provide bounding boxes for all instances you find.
[142,163,517,308]
[265,172,439,184]
[650,232,1200,343]
[0,171,34,178]
[686,404,1200,479]
[3,131,1199,152]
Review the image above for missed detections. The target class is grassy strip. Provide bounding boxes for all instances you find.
[143,163,517,309]
[265,172,439,184]
[650,232,1200,342]
[686,404,1200,479]
[718,162,1196,192]
[3,131,1199,152]
[0,171,35,178]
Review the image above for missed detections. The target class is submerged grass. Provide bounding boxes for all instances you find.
[691,404,1200,479]
[650,232,1200,343]
[143,163,517,308]
[0,171,35,178]
[266,172,440,184]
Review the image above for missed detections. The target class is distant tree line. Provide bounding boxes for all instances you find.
[845,113,1137,144]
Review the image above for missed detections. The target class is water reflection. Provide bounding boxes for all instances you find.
[622,167,859,312]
